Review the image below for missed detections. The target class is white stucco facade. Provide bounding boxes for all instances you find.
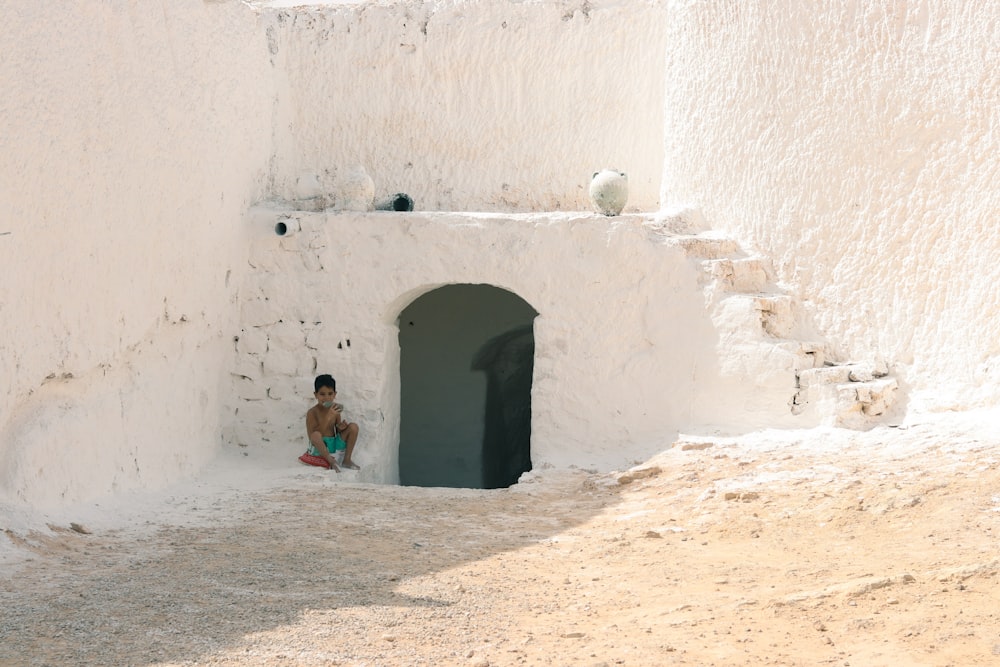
[659,1,1000,412]
[1,1,997,511]
[0,1,275,509]
[261,0,668,212]
[233,209,719,483]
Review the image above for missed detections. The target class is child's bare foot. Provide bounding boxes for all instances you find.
[341,460,360,470]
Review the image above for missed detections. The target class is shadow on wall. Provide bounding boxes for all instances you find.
[398,284,538,489]
[472,324,534,489]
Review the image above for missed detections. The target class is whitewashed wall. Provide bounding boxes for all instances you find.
[1,0,671,511]
[4,0,997,513]
[0,1,274,509]
[259,0,668,212]
[231,209,726,478]
[660,0,1000,411]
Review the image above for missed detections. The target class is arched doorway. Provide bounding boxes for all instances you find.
[398,284,538,488]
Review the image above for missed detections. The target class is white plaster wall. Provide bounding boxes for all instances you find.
[231,208,807,479]
[0,1,275,509]
[256,0,667,213]
[10,0,996,514]
[660,1,1000,411]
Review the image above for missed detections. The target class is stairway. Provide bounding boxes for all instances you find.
[654,224,898,429]
[794,362,898,429]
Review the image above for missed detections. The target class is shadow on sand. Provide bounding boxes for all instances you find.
[0,463,628,665]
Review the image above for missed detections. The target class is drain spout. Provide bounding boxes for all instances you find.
[375,193,414,212]
[274,217,300,237]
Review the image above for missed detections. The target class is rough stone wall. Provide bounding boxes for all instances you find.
[258,0,668,212]
[231,209,727,478]
[660,0,1000,411]
[4,0,997,513]
[0,1,274,509]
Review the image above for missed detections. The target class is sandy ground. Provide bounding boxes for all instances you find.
[2,411,999,667]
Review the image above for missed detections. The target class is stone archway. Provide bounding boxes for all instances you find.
[398,284,538,488]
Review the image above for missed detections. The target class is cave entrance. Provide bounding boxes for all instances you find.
[398,284,538,489]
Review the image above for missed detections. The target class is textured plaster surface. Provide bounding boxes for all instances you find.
[257,0,667,212]
[229,208,831,484]
[234,210,703,480]
[660,0,1000,411]
[0,1,274,509]
[1,0,997,519]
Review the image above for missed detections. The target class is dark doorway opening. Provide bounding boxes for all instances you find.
[398,284,538,489]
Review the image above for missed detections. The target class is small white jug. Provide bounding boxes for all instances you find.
[336,164,375,212]
[589,169,629,216]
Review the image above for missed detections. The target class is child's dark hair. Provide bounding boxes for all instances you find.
[314,374,336,392]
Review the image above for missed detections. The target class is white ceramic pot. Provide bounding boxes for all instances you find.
[336,165,375,212]
[589,169,629,216]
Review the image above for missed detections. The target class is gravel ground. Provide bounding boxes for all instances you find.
[2,414,1000,666]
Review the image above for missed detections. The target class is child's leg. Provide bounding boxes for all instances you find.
[312,437,340,472]
[340,422,360,468]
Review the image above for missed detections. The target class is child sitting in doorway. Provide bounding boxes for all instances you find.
[304,374,360,472]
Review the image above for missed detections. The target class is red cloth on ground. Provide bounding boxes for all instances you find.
[298,452,331,469]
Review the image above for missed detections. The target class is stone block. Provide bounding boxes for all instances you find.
[301,249,325,272]
[237,326,268,355]
[230,421,265,447]
[286,300,327,327]
[233,375,267,401]
[706,257,769,293]
[798,342,826,369]
[863,397,888,416]
[848,363,875,382]
[236,401,269,425]
[757,295,794,338]
[305,325,327,350]
[258,273,300,302]
[776,340,826,371]
[266,320,306,350]
[732,258,769,292]
[247,242,280,272]
[868,377,898,399]
[798,366,851,387]
[262,346,302,376]
[836,384,860,402]
[265,384,286,400]
[241,297,282,327]
[712,295,770,337]
[273,248,311,272]
[668,235,739,259]
[234,353,263,380]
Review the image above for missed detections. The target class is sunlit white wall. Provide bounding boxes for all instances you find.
[261,0,668,212]
[660,1,1000,411]
[0,1,274,508]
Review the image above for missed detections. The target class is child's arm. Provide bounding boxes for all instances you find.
[334,403,348,432]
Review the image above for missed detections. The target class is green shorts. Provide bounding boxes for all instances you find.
[309,435,346,457]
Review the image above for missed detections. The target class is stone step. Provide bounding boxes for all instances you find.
[703,256,770,293]
[670,229,901,430]
[721,293,795,338]
[665,234,740,259]
[791,372,898,427]
[849,377,898,413]
[834,376,898,427]
[797,361,890,388]
[773,340,827,372]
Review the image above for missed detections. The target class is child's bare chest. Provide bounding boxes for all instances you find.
[317,410,339,435]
